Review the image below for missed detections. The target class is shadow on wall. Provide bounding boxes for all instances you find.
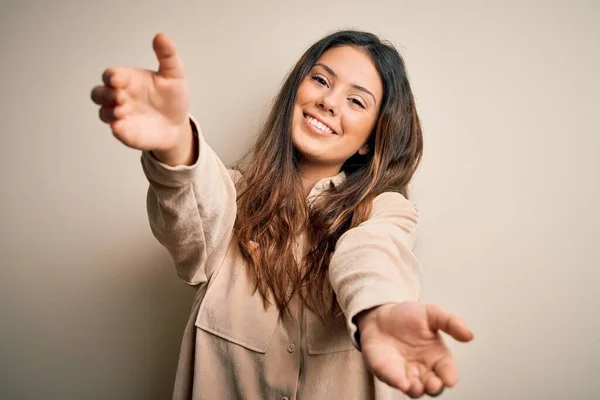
[94,246,197,400]
[2,240,196,400]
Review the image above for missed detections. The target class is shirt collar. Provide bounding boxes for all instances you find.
[307,171,347,200]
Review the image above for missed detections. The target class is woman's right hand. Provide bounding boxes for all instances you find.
[90,33,192,156]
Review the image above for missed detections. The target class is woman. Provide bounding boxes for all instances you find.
[91,30,474,399]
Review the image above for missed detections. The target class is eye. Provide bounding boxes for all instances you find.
[310,75,329,87]
[350,97,366,109]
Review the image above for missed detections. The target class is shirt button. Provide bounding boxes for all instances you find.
[281,397,289,400]
[287,343,296,353]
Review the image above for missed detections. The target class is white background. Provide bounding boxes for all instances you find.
[1,1,598,398]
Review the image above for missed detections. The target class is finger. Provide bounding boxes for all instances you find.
[91,86,126,107]
[152,33,185,79]
[99,107,117,124]
[418,364,444,397]
[407,376,424,399]
[404,364,423,399]
[99,101,132,124]
[424,375,444,397]
[426,304,474,342]
[378,358,411,392]
[102,67,132,89]
[363,344,410,392]
[109,118,128,138]
[113,102,132,119]
[433,356,459,388]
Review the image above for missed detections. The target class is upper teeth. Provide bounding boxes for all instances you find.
[305,115,334,134]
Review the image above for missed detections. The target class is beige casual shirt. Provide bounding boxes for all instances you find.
[141,117,422,400]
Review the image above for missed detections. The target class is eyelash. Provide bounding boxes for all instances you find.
[311,75,328,86]
[310,75,367,109]
[350,98,366,109]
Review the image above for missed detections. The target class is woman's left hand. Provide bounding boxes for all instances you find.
[357,302,474,398]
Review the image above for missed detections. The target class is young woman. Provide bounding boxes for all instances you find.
[91,30,474,400]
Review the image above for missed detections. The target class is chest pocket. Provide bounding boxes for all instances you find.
[196,241,356,355]
[305,302,356,354]
[195,242,279,353]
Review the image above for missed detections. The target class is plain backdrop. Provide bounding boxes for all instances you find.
[1,1,598,399]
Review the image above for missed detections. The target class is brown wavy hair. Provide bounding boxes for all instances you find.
[233,30,423,319]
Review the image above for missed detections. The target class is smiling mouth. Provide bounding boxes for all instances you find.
[303,114,337,135]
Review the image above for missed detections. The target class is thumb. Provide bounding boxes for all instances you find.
[426,304,474,343]
[152,33,186,79]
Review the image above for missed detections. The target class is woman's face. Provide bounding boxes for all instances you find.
[291,45,383,172]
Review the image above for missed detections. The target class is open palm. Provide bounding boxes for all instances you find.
[359,302,474,398]
[90,33,190,152]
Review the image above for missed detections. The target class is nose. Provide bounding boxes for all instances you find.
[317,92,339,116]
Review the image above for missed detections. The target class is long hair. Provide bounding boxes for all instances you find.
[233,30,423,319]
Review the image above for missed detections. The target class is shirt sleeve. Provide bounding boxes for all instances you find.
[140,115,237,285]
[328,191,422,350]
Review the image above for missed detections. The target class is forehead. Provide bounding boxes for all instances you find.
[314,45,382,99]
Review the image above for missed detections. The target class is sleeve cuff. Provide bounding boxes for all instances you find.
[140,116,204,187]
[347,290,417,350]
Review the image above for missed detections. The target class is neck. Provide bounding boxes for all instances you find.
[299,162,342,196]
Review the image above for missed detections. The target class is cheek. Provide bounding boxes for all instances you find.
[291,106,305,144]
[342,112,376,142]
[295,80,312,104]
[293,101,305,125]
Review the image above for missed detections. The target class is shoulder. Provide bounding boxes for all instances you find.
[362,192,420,244]
[370,192,419,221]
[334,191,421,253]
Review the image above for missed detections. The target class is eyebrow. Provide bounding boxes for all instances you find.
[313,62,377,105]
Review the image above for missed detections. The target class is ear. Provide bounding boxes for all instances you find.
[358,143,370,156]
